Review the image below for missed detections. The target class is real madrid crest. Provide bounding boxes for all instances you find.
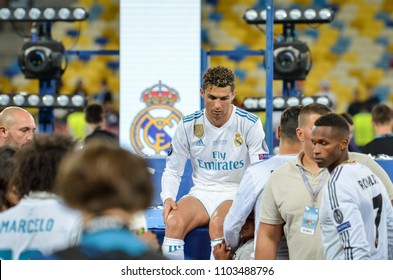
[130,81,183,155]
[194,124,205,138]
[234,133,243,146]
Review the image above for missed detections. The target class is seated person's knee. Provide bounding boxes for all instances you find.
[209,215,224,233]
[166,215,186,234]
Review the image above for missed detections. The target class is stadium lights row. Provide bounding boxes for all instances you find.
[242,96,332,112]
[0,7,88,22]
[0,93,87,108]
[244,7,334,24]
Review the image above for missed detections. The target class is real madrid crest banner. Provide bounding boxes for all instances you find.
[119,0,201,156]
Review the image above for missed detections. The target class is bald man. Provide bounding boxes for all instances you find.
[0,107,36,148]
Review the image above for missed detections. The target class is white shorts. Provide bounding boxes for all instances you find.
[182,187,236,217]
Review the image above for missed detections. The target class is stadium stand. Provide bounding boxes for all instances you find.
[0,0,120,112]
[201,0,393,113]
[2,0,392,114]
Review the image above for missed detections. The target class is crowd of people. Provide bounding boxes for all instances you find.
[0,66,392,260]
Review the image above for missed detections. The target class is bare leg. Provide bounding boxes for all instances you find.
[209,200,233,239]
[209,200,233,259]
[162,196,209,259]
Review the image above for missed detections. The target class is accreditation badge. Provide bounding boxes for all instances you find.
[300,206,319,235]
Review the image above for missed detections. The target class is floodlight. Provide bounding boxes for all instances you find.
[27,94,40,106]
[42,95,55,106]
[242,95,333,112]
[243,7,334,24]
[71,95,85,107]
[0,94,10,106]
[57,95,69,106]
[13,94,25,106]
[301,96,314,106]
[0,93,87,108]
[287,96,300,106]
[0,7,88,22]
[28,8,41,20]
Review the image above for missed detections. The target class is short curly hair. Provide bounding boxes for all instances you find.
[10,134,76,196]
[202,66,235,92]
[0,146,18,209]
[314,113,350,138]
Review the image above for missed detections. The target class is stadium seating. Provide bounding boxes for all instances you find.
[0,0,120,113]
[1,0,392,113]
[201,0,393,112]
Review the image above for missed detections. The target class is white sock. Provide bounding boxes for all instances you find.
[162,237,185,260]
[210,237,224,260]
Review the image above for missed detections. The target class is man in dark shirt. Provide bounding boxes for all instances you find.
[361,104,393,156]
[84,104,118,146]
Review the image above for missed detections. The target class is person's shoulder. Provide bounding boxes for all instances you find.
[249,154,295,170]
[0,198,28,216]
[264,159,296,181]
[55,202,82,219]
[367,136,393,145]
[336,160,375,176]
[360,141,375,154]
[234,107,260,124]
[85,129,118,144]
[95,129,118,139]
[0,204,19,218]
[182,109,204,123]
[274,157,296,171]
[348,152,373,163]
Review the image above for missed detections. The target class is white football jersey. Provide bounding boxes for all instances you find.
[320,162,393,260]
[224,154,296,249]
[161,106,268,202]
[0,193,82,260]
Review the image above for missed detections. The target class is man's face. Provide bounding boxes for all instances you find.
[5,112,36,148]
[239,218,255,240]
[311,126,345,169]
[298,114,321,159]
[201,85,235,127]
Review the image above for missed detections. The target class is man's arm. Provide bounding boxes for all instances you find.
[224,167,256,248]
[385,196,393,260]
[350,152,393,205]
[366,157,393,205]
[255,171,285,259]
[162,198,177,224]
[160,120,190,203]
[325,177,370,260]
[255,222,283,260]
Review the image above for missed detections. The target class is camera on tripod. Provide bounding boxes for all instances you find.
[17,40,65,80]
[244,7,334,82]
[271,40,311,80]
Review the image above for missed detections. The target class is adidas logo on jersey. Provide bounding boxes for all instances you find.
[196,139,205,146]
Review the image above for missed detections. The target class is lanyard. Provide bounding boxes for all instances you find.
[299,167,329,206]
